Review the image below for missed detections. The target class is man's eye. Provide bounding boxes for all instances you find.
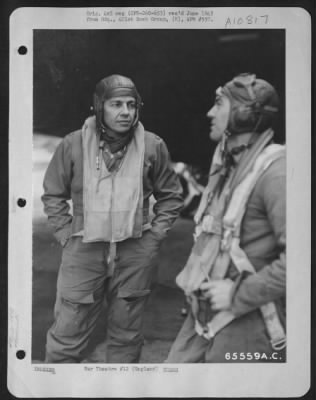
[128,103,137,109]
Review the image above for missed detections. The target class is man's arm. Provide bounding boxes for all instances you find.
[151,138,183,239]
[41,135,73,246]
[201,160,286,315]
[231,170,286,316]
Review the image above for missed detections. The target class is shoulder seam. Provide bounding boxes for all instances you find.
[145,130,163,142]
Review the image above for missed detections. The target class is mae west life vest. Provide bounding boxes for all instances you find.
[81,116,145,243]
[176,132,286,351]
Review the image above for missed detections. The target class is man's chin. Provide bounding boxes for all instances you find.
[209,130,222,142]
[114,127,132,136]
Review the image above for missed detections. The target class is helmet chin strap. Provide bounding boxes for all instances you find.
[221,128,255,161]
[219,129,231,155]
[132,108,140,127]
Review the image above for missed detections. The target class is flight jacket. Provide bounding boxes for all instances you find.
[42,124,183,246]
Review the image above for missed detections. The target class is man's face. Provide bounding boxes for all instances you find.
[103,96,137,135]
[206,91,231,142]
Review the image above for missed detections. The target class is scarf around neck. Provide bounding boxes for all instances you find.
[100,128,134,153]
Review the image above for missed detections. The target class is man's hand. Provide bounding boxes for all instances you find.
[200,279,234,311]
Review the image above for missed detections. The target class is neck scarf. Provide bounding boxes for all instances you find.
[96,121,135,172]
[100,141,128,173]
[100,128,134,153]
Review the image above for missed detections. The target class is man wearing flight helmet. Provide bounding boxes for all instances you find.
[166,73,286,362]
[42,74,183,363]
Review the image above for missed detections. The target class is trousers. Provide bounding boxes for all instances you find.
[166,309,284,363]
[45,229,161,363]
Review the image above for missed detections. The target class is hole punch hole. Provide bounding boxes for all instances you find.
[17,198,27,207]
[16,350,26,360]
[18,46,27,55]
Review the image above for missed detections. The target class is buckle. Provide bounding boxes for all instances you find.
[271,337,286,351]
[201,214,214,233]
[202,324,214,340]
[221,228,233,251]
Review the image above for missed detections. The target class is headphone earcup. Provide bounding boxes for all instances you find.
[232,104,257,127]
[229,104,259,133]
[235,104,253,122]
[132,108,139,127]
[93,93,106,131]
[93,93,102,115]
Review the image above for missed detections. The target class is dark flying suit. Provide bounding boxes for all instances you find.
[42,77,183,363]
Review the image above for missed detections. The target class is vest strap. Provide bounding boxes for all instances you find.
[193,144,286,350]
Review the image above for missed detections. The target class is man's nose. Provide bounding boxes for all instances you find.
[206,106,215,119]
[120,104,129,114]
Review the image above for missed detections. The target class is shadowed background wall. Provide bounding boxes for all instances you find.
[32,29,286,362]
[33,29,285,171]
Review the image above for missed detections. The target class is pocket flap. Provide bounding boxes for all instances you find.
[117,288,150,299]
[62,292,95,304]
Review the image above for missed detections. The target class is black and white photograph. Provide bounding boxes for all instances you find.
[8,6,311,398]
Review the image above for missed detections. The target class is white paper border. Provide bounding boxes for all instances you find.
[8,6,311,398]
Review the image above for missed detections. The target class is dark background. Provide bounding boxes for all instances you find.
[33,29,285,171]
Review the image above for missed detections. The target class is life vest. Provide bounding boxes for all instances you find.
[177,134,286,350]
[81,116,145,243]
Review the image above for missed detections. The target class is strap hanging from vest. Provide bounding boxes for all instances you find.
[199,237,286,350]
[107,242,117,276]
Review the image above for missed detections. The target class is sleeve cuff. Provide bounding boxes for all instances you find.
[151,225,168,240]
[54,224,72,246]
[230,271,252,317]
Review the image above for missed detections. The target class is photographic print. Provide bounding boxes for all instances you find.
[8,6,311,397]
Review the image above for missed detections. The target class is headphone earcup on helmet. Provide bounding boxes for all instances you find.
[132,108,139,127]
[234,104,254,122]
[93,93,103,116]
[93,93,107,131]
[230,104,259,131]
